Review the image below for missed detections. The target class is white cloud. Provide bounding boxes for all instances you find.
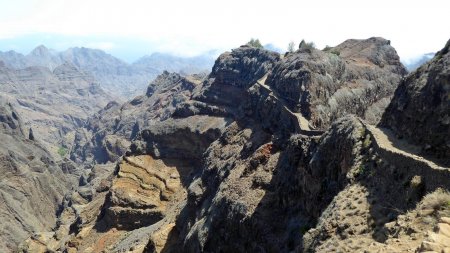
[0,0,449,59]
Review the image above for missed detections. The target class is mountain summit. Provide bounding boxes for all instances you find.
[28,45,51,57]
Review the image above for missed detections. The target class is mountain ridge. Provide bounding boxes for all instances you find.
[18,37,450,253]
[0,37,447,253]
[0,46,216,98]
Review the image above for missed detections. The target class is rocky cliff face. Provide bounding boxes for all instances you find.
[381,39,450,165]
[20,38,450,253]
[267,37,406,129]
[0,103,71,252]
[70,71,207,164]
[72,38,405,166]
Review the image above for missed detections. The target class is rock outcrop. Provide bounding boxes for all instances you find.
[70,71,206,164]
[267,37,407,129]
[381,39,450,164]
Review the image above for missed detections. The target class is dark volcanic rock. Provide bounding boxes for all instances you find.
[71,72,205,164]
[266,37,407,129]
[169,116,364,253]
[0,103,25,135]
[381,39,450,164]
[136,116,228,160]
[194,45,280,107]
[210,45,279,88]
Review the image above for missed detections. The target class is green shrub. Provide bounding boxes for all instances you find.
[323,45,333,51]
[446,201,450,208]
[357,164,366,175]
[299,39,315,50]
[419,188,450,211]
[288,41,296,53]
[358,127,366,139]
[330,50,340,56]
[247,38,263,48]
[355,163,374,178]
[299,224,311,234]
[323,45,340,56]
[58,146,68,157]
[363,134,372,149]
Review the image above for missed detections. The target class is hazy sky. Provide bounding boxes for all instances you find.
[0,0,448,62]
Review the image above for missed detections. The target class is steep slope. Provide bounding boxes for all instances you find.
[381,39,450,165]
[169,40,448,253]
[304,40,450,252]
[267,37,407,128]
[0,62,114,159]
[70,71,207,164]
[0,103,71,252]
[22,38,450,253]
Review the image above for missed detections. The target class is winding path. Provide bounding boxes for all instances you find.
[256,74,314,133]
[366,125,449,171]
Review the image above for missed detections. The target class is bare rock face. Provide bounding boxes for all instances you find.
[381,39,450,164]
[194,45,280,108]
[36,116,229,252]
[267,37,407,129]
[0,103,25,135]
[70,71,204,164]
[0,103,70,252]
[210,45,279,88]
[101,155,187,230]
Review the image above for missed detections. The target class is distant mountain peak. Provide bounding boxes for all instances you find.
[29,45,51,57]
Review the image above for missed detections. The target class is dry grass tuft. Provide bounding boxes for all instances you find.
[419,188,450,211]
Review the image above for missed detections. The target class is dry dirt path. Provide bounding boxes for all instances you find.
[366,125,449,171]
